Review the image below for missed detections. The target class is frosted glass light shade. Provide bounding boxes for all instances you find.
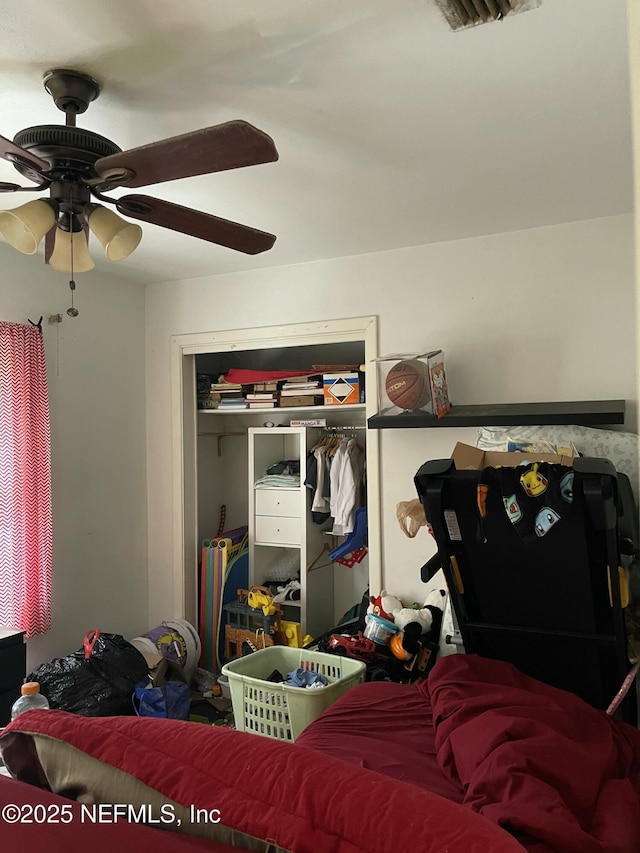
[49,228,95,272]
[88,206,142,261]
[0,200,56,254]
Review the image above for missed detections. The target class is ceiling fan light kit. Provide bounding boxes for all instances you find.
[0,199,55,254]
[49,227,94,273]
[0,68,279,274]
[86,205,142,261]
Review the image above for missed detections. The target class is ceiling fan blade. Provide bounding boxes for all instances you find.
[94,120,278,189]
[0,134,50,173]
[116,194,276,255]
[44,225,56,265]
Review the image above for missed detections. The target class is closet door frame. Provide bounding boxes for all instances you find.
[170,316,380,626]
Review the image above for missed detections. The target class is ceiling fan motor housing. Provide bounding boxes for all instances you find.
[12,126,121,182]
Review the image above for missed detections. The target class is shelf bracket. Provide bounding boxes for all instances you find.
[198,432,245,456]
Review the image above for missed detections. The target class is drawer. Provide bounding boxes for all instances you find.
[255,489,300,518]
[0,639,25,694]
[255,514,301,545]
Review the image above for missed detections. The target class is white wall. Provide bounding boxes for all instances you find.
[145,213,636,616]
[1,246,149,671]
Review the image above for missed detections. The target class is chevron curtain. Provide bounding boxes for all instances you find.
[0,322,52,636]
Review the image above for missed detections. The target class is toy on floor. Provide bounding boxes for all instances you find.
[392,589,446,659]
[247,585,277,616]
[367,589,403,622]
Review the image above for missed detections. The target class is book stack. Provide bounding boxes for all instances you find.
[253,381,278,394]
[244,380,277,409]
[211,380,247,410]
[217,397,248,410]
[245,393,277,409]
[278,376,324,408]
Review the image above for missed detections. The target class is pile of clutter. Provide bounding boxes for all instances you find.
[26,619,234,727]
[319,588,447,683]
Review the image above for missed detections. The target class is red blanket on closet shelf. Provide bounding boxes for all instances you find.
[298,654,640,853]
[223,368,313,384]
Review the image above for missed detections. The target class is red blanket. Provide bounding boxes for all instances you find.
[425,655,640,853]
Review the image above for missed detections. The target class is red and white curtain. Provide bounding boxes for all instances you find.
[0,321,52,636]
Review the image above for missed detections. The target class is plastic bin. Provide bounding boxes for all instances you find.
[221,646,366,741]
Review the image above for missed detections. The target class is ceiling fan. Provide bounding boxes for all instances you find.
[0,68,279,274]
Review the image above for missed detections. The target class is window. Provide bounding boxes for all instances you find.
[0,321,52,636]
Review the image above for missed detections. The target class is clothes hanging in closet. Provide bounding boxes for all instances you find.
[304,434,365,534]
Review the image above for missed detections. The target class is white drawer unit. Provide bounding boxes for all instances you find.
[255,514,301,545]
[248,425,335,637]
[255,488,301,518]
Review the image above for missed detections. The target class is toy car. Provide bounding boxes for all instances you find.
[328,631,377,661]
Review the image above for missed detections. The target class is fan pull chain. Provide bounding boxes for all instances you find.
[67,279,78,317]
[67,188,79,317]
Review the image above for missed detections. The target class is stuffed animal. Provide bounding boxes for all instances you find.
[367,589,403,622]
[391,589,446,658]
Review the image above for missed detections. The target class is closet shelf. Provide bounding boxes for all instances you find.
[199,403,365,415]
[367,400,626,430]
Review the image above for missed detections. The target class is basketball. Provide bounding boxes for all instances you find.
[385,359,431,411]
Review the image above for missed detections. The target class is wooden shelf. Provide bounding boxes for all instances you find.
[367,400,626,430]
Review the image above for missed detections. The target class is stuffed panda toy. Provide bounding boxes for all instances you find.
[391,588,446,658]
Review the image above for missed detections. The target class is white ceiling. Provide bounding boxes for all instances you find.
[0,0,633,285]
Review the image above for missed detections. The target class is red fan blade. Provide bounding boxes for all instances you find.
[0,134,50,173]
[116,194,276,255]
[94,120,278,189]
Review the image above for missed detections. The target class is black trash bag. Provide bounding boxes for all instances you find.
[27,630,149,716]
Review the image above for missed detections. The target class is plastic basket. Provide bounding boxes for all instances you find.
[221,646,366,741]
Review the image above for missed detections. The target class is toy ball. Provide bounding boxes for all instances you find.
[385,359,431,411]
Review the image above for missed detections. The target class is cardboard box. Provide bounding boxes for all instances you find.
[451,442,574,471]
[323,372,360,406]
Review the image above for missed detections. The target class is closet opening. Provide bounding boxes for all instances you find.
[170,316,380,656]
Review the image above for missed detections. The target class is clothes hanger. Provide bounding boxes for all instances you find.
[328,506,368,561]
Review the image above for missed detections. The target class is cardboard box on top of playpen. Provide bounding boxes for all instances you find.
[451,442,575,471]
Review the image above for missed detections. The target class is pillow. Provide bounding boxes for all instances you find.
[476,425,639,505]
[0,774,228,853]
[0,710,524,853]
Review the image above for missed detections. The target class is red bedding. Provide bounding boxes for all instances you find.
[295,679,464,802]
[0,708,524,853]
[299,654,640,853]
[0,774,234,853]
[428,654,640,853]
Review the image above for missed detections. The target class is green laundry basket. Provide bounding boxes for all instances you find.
[221,645,366,742]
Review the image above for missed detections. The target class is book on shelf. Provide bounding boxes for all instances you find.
[248,402,277,409]
[278,394,324,408]
[427,350,451,419]
[210,382,243,391]
[246,393,277,401]
[253,381,278,392]
[312,364,360,372]
[280,385,321,396]
[217,399,248,409]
